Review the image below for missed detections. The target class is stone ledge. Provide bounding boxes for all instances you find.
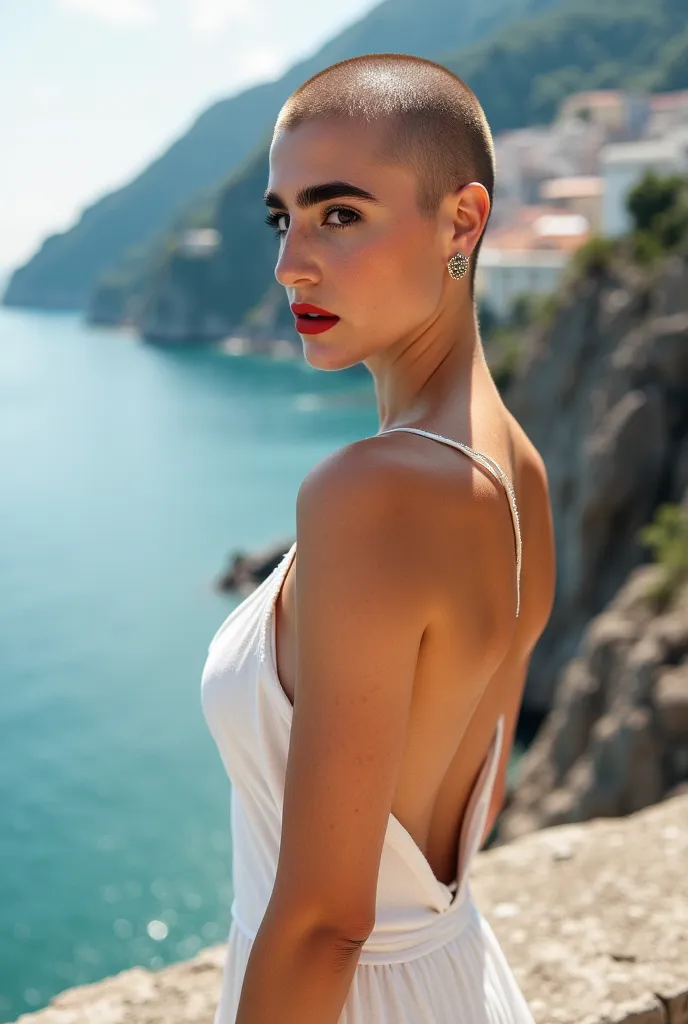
[470,792,688,1024]
[12,793,688,1024]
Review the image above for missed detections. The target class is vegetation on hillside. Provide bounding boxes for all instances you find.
[6,0,687,322]
[638,503,688,609]
[484,171,688,388]
[3,0,556,312]
[444,0,688,134]
[570,170,688,279]
[119,0,688,339]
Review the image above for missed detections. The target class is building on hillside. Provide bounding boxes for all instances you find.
[647,91,688,137]
[601,136,688,236]
[178,229,221,258]
[476,206,590,321]
[539,176,603,232]
[493,119,605,225]
[557,90,650,140]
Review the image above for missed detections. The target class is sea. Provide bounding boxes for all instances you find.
[0,307,529,1022]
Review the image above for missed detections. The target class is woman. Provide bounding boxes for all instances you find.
[201,53,556,1023]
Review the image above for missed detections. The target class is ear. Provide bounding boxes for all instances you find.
[444,182,491,260]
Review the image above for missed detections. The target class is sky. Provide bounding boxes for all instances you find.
[0,0,379,270]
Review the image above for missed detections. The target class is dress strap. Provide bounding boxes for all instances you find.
[377,426,522,618]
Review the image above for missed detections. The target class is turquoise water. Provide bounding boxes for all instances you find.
[0,309,377,1021]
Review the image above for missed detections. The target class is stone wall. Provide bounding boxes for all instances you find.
[12,793,688,1024]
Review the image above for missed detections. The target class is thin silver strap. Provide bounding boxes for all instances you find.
[377,427,522,618]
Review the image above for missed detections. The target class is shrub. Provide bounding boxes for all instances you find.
[631,230,665,266]
[571,235,618,276]
[627,171,688,253]
[488,332,526,393]
[637,502,688,609]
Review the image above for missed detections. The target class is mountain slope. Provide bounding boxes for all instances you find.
[132,0,688,342]
[3,0,559,311]
[443,0,688,132]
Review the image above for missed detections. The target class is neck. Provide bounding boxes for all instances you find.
[364,292,494,433]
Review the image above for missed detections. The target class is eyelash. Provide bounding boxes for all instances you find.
[264,206,361,238]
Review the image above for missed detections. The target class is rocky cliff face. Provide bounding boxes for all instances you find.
[506,254,688,713]
[499,563,688,842]
[12,793,688,1024]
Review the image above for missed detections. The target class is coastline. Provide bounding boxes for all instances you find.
[12,792,688,1024]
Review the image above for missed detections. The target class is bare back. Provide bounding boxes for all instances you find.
[273,403,556,887]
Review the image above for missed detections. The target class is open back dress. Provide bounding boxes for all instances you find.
[201,426,534,1023]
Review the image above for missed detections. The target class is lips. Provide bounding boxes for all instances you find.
[290,302,340,335]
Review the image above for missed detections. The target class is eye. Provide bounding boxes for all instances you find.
[264,211,288,237]
[324,206,360,228]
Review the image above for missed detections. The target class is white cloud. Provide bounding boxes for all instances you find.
[57,0,157,27]
[188,0,252,34]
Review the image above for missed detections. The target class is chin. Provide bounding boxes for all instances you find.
[301,339,363,372]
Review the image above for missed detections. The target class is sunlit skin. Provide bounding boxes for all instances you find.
[265,117,494,430]
[233,115,556,1024]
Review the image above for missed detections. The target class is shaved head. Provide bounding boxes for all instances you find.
[274,54,495,284]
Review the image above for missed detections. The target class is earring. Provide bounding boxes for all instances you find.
[447,252,470,279]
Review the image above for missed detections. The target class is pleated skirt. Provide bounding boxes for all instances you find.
[213,902,535,1023]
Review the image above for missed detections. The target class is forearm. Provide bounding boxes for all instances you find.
[234,914,366,1024]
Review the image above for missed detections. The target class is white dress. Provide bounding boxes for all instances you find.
[200,426,534,1023]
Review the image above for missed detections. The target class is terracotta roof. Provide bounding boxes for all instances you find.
[650,91,688,111]
[563,90,623,109]
[540,176,603,200]
[483,205,590,252]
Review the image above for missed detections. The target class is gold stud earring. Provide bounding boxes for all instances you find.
[447,252,470,279]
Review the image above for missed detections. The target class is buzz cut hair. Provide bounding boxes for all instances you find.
[274,53,495,290]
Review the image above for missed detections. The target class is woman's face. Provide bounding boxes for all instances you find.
[266,117,464,371]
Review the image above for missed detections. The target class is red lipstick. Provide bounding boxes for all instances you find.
[291,302,340,335]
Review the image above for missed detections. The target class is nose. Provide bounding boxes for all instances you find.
[274,226,320,289]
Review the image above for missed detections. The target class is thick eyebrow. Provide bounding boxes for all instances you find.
[263,180,382,210]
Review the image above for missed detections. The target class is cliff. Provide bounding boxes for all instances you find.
[505,254,688,714]
[11,792,688,1024]
[499,563,688,841]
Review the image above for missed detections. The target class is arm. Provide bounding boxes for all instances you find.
[234,446,433,1024]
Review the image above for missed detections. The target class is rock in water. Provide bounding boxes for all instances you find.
[215,538,293,594]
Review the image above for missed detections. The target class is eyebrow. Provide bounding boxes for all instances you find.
[263,180,382,210]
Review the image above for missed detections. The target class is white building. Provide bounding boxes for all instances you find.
[601,137,688,237]
[476,249,570,320]
[476,209,590,321]
[539,176,603,232]
[178,228,221,257]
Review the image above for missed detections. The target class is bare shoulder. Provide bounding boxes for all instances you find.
[296,433,516,650]
[297,434,428,535]
[506,405,549,488]
[295,435,439,613]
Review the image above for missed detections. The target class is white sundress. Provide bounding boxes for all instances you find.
[200,426,534,1023]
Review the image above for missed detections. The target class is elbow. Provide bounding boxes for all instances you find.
[266,894,375,954]
[313,916,374,951]
[303,900,375,952]
[309,918,373,972]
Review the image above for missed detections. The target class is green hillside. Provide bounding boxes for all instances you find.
[3,0,558,312]
[130,0,688,342]
[443,0,688,131]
